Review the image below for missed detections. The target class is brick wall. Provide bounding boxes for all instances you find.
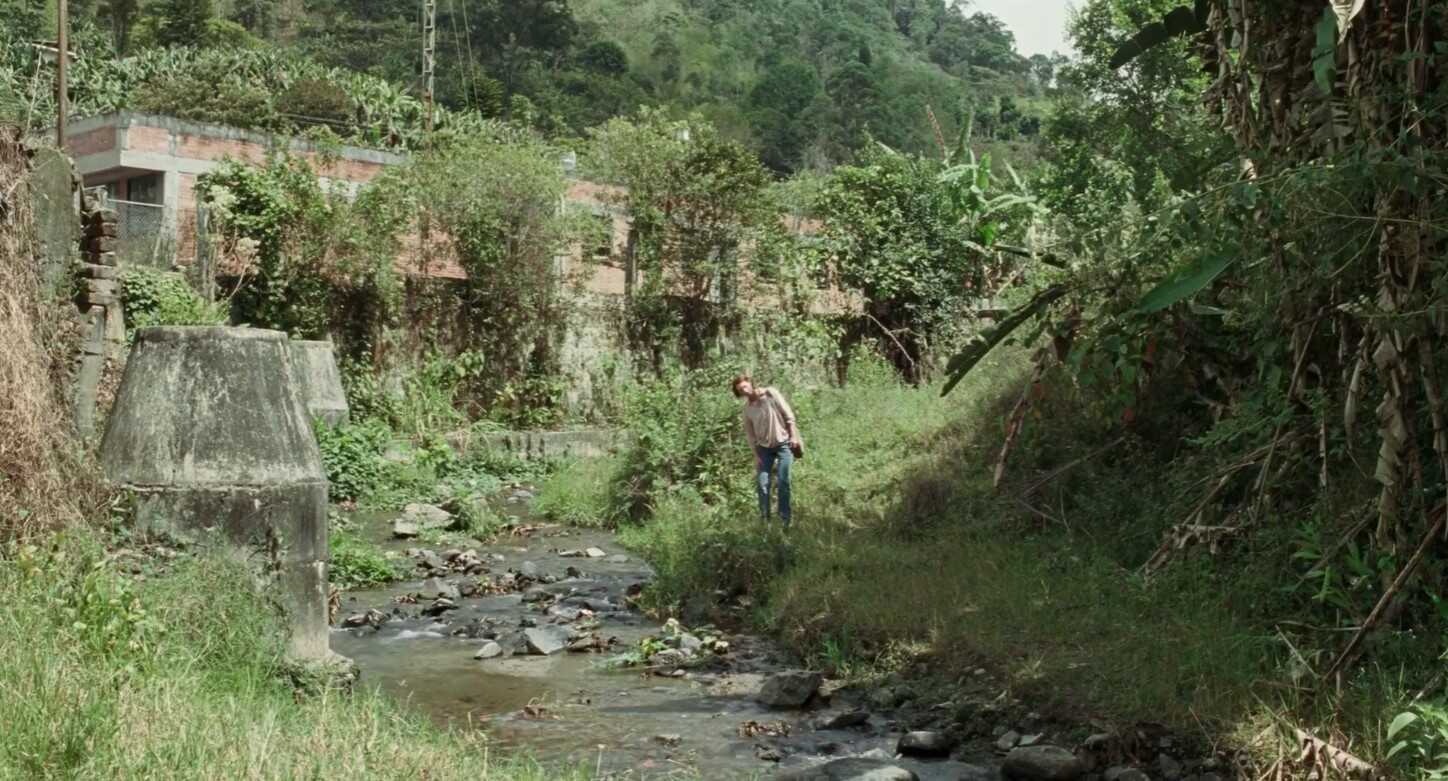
[64,126,115,157]
[125,124,171,154]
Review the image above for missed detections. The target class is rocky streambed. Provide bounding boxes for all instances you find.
[330,487,1234,781]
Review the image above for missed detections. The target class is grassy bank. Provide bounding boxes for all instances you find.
[535,351,1431,772]
[0,532,587,780]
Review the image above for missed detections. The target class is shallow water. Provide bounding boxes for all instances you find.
[330,493,985,780]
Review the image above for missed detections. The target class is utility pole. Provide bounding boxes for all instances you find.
[422,0,436,134]
[56,0,68,149]
[417,0,436,279]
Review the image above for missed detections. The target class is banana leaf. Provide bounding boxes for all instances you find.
[941,284,1067,397]
[1133,254,1234,313]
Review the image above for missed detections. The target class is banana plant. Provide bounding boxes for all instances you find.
[1109,0,1366,78]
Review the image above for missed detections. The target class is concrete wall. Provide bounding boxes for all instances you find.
[557,298,632,418]
[446,428,627,460]
[28,148,79,299]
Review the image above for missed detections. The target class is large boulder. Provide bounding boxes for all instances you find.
[402,503,453,530]
[1003,746,1085,781]
[776,758,919,781]
[897,730,954,757]
[757,670,824,708]
[392,520,420,539]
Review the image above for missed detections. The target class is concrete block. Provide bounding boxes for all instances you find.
[72,352,106,437]
[86,221,118,238]
[79,308,106,343]
[85,279,117,297]
[89,251,118,266]
[28,147,80,299]
[103,303,126,344]
[100,327,331,662]
[81,341,108,357]
[81,263,119,280]
[288,340,350,426]
[87,235,116,254]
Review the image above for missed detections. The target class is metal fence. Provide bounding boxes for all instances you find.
[113,199,175,270]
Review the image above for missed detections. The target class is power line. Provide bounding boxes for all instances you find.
[446,0,470,111]
[459,0,480,112]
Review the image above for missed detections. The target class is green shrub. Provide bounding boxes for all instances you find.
[617,489,783,607]
[1388,703,1448,779]
[437,485,506,539]
[276,77,353,125]
[339,360,400,425]
[201,18,263,49]
[328,526,403,589]
[313,419,389,502]
[534,457,617,526]
[609,364,746,521]
[118,267,228,331]
[353,435,527,513]
[394,352,481,438]
[361,458,438,510]
[133,73,279,132]
[490,374,568,430]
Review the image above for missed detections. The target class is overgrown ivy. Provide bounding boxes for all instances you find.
[586,109,787,372]
[198,128,584,425]
[197,151,405,358]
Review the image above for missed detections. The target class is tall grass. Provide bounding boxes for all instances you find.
[533,456,616,526]
[0,134,97,537]
[534,346,1432,771]
[0,533,585,779]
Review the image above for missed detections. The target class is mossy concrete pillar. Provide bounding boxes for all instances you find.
[100,326,331,661]
[288,340,349,426]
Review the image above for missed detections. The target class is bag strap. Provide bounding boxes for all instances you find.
[765,389,793,438]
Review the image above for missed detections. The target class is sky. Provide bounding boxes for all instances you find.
[971,0,1077,58]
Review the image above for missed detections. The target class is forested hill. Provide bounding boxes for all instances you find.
[1,0,1059,171]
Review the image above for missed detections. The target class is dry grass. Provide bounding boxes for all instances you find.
[0,130,93,537]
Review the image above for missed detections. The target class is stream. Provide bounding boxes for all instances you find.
[330,486,998,780]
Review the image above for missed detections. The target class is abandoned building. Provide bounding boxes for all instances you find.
[55,111,641,295]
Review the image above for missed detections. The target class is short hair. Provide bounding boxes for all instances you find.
[731,373,752,397]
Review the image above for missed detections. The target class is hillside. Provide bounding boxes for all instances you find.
[1,0,1056,170]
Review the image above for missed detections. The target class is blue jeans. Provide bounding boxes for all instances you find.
[755,443,793,526]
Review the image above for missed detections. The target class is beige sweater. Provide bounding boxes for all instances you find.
[743,388,797,449]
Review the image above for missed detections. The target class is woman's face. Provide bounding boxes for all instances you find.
[736,380,755,399]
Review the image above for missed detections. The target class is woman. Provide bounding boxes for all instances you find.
[732,373,802,528]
